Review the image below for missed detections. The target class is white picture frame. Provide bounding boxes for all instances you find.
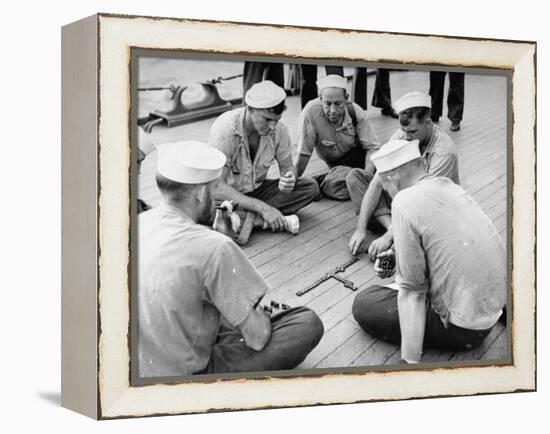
[61,13,536,419]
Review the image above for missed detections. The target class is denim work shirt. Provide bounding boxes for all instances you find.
[297,98,380,169]
[137,203,269,378]
[208,107,294,194]
[393,175,505,330]
[390,125,460,184]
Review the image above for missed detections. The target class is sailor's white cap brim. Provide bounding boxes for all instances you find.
[371,139,421,173]
[157,141,226,184]
[393,91,431,114]
[245,80,286,109]
[317,74,347,92]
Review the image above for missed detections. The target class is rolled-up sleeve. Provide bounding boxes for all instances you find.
[203,237,269,328]
[427,150,460,184]
[297,106,317,157]
[393,197,429,294]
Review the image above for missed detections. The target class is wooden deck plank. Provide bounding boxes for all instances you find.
[264,231,357,300]
[302,262,380,323]
[314,292,358,332]
[462,151,506,175]
[316,323,376,368]
[487,202,507,223]
[384,349,403,365]
[462,147,506,183]
[298,319,362,368]
[352,338,400,367]
[454,120,505,157]
[461,145,505,171]
[471,173,506,203]
[248,206,352,265]
[463,160,507,198]
[251,204,354,261]
[493,212,507,235]
[459,128,506,160]
[449,323,505,362]
[482,328,509,361]
[481,186,507,213]
[419,349,455,363]
[257,215,357,278]
[244,200,349,258]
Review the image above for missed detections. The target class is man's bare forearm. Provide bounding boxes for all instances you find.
[398,289,427,363]
[216,182,267,214]
[356,174,383,231]
[295,154,311,178]
[239,307,272,351]
[363,149,377,176]
[278,156,298,178]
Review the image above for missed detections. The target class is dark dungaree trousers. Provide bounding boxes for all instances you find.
[352,285,493,352]
[200,307,324,374]
[429,71,465,123]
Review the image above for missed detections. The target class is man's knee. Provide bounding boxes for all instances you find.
[352,285,400,343]
[301,307,324,346]
[290,306,324,346]
[345,168,373,191]
[275,306,324,349]
[345,167,366,188]
[352,286,379,326]
[322,178,350,200]
[296,177,321,201]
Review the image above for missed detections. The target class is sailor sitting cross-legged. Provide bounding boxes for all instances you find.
[351,139,505,364]
[208,80,319,245]
[295,74,381,202]
[137,140,324,378]
[348,91,460,260]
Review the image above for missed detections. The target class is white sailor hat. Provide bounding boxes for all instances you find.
[156,141,226,184]
[371,139,421,173]
[245,80,286,109]
[137,127,156,156]
[393,91,431,114]
[317,74,347,92]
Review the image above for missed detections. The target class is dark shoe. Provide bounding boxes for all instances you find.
[137,199,151,214]
[311,173,327,200]
[381,107,398,119]
[431,115,440,123]
[312,173,327,188]
[498,305,507,326]
[450,121,461,131]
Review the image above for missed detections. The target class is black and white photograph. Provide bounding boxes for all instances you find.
[2,0,546,428]
[132,54,510,383]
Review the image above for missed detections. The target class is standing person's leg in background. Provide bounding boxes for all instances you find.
[265,63,285,89]
[352,67,368,110]
[429,70,446,123]
[372,69,397,118]
[300,64,318,108]
[447,72,465,131]
[243,62,285,96]
[243,62,266,96]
